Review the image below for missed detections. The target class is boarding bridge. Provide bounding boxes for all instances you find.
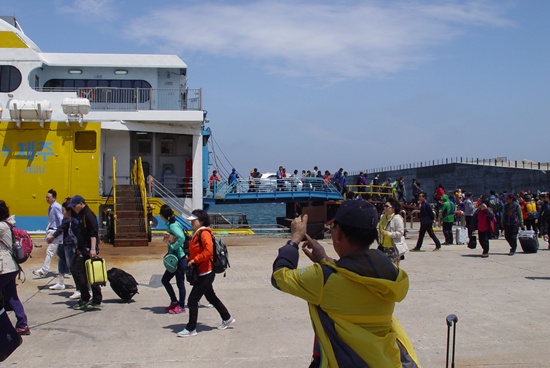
[209,177,344,204]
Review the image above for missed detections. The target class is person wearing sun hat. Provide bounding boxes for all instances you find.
[271,200,420,367]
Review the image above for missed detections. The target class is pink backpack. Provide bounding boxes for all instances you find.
[5,222,33,264]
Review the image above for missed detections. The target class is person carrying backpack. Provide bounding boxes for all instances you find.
[159,204,187,314]
[0,200,30,335]
[176,209,235,337]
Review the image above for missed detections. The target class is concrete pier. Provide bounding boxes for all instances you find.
[5,228,550,367]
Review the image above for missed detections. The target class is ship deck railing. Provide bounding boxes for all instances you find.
[37,87,202,111]
[210,177,342,197]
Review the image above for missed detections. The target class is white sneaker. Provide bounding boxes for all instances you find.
[198,301,214,308]
[69,291,81,299]
[32,269,46,278]
[177,328,197,337]
[217,317,236,330]
[49,283,65,290]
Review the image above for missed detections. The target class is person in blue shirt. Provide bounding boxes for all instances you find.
[228,168,239,193]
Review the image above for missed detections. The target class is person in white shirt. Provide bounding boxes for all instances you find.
[33,189,63,278]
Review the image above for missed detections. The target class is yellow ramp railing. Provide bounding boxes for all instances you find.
[112,157,117,236]
[131,157,149,236]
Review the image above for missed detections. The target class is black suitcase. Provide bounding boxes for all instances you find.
[107,268,139,301]
[519,230,539,253]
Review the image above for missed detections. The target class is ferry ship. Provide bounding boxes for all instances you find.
[0,16,210,245]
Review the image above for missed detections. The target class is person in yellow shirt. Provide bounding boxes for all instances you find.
[271,200,420,367]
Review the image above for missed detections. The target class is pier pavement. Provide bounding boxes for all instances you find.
[5,227,550,367]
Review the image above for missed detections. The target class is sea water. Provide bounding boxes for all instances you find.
[211,203,285,225]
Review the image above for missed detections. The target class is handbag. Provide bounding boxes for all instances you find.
[163,254,178,273]
[0,308,23,362]
[394,236,409,256]
[186,264,199,285]
[468,235,477,249]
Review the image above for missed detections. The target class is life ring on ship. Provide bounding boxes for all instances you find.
[79,88,94,101]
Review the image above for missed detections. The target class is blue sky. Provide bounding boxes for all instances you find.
[3,0,549,178]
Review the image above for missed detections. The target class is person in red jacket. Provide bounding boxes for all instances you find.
[177,209,235,337]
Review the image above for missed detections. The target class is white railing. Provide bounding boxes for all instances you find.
[209,177,342,198]
[147,175,193,218]
[39,87,202,111]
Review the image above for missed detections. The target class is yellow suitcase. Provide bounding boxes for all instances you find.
[85,258,107,287]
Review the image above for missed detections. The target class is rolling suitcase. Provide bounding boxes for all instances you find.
[107,268,139,301]
[85,257,108,287]
[455,227,468,245]
[519,230,539,253]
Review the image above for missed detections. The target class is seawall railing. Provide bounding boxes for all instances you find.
[349,157,550,176]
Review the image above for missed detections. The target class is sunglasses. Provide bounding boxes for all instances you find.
[384,204,392,208]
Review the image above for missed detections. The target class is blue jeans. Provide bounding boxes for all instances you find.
[161,257,187,307]
[0,271,28,329]
[56,244,75,275]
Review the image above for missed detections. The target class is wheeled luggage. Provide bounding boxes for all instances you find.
[519,230,539,253]
[455,227,468,245]
[85,257,108,287]
[107,268,139,301]
[446,314,458,368]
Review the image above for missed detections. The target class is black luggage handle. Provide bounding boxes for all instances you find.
[446,314,458,368]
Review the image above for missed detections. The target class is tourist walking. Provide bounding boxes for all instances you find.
[68,195,103,309]
[470,200,495,258]
[271,201,420,367]
[0,200,30,335]
[463,192,475,240]
[440,195,455,245]
[46,198,79,294]
[33,189,63,278]
[378,197,405,265]
[160,204,187,314]
[501,194,523,256]
[177,209,235,337]
[413,193,442,251]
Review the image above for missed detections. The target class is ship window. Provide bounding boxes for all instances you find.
[0,65,22,92]
[160,139,175,155]
[74,131,97,151]
[137,139,152,155]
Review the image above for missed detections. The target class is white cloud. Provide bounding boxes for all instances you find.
[56,0,117,21]
[125,0,513,81]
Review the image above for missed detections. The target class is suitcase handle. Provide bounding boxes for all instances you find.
[446,314,458,368]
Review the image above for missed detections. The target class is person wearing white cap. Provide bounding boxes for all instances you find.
[177,209,235,337]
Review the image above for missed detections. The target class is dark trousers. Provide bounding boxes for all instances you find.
[162,257,187,307]
[442,222,454,244]
[504,225,519,253]
[71,253,102,304]
[415,223,442,249]
[186,272,231,332]
[465,216,473,239]
[479,230,490,255]
[0,271,27,329]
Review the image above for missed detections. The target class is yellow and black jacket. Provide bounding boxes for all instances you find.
[272,241,420,367]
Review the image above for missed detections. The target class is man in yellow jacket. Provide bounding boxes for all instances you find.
[272,200,420,367]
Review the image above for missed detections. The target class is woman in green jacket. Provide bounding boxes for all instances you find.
[160,204,188,314]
